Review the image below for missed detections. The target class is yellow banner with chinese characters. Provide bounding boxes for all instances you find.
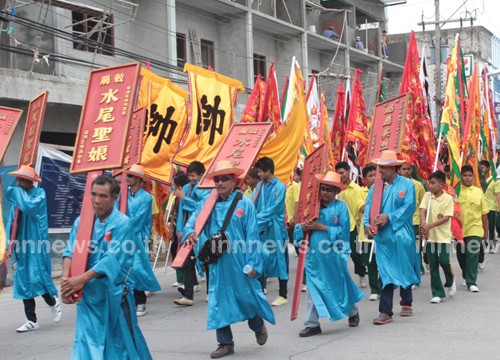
[259,84,309,183]
[173,64,245,167]
[138,68,188,184]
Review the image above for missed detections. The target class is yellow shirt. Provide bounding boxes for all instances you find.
[285,181,301,220]
[0,201,5,263]
[152,195,160,215]
[483,175,500,211]
[412,179,425,225]
[358,186,371,242]
[244,187,254,198]
[338,181,364,232]
[458,185,489,238]
[420,192,454,243]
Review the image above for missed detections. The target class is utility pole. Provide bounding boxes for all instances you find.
[418,0,476,124]
[434,0,441,120]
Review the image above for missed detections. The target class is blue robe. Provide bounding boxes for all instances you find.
[363,175,420,289]
[176,181,211,237]
[116,188,161,292]
[251,177,288,279]
[184,191,276,330]
[63,208,152,360]
[177,182,210,275]
[5,186,57,300]
[294,200,365,322]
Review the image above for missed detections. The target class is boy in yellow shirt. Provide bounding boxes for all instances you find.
[420,171,456,303]
[335,161,367,288]
[456,165,489,292]
[400,162,426,274]
[479,160,500,254]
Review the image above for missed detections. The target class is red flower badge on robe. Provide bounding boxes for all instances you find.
[334,216,338,223]
[105,231,112,243]
[399,191,405,198]
[236,208,244,218]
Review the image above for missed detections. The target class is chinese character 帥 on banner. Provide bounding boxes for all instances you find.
[173,63,245,168]
[18,92,48,167]
[0,106,23,164]
[70,62,141,173]
[138,68,189,184]
[198,123,273,189]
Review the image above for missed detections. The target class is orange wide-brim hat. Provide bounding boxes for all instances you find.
[8,165,41,183]
[315,171,348,191]
[371,150,405,166]
[123,164,149,181]
[205,160,244,180]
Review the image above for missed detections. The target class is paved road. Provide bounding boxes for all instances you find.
[1,246,498,359]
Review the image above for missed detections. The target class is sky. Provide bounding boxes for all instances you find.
[386,0,500,37]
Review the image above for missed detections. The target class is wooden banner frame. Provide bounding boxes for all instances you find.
[0,106,23,164]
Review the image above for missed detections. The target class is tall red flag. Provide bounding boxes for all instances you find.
[260,63,281,133]
[241,74,267,123]
[399,31,436,180]
[344,69,369,167]
[330,82,346,168]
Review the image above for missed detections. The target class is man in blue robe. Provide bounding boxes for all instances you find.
[5,165,60,332]
[118,164,161,317]
[184,161,275,358]
[294,171,364,337]
[363,151,420,325]
[175,161,210,305]
[61,176,152,360]
[251,157,289,306]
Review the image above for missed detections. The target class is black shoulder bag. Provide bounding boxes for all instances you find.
[198,192,243,265]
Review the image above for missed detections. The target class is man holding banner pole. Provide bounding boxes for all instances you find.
[118,164,161,317]
[364,150,420,325]
[294,171,364,337]
[174,161,210,305]
[5,165,61,332]
[183,161,274,358]
[62,175,153,359]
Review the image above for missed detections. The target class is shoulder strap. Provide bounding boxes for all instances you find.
[221,192,243,234]
[484,178,494,192]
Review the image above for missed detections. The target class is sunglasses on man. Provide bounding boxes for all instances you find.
[213,175,234,183]
[320,186,336,192]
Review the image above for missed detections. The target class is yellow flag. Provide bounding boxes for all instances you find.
[259,84,309,183]
[138,68,188,184]
[173,64,245,167]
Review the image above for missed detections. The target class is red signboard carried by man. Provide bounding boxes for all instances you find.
[116,107,146,212]
[19,91,48,166]
[0,106,23,163]
[172,122,273,269]
[366,94,408,235]
[68,62,141,301]
[198,123,273,189]
[8,92,49,257]
[71,62,141,173]
[291,144,328,321]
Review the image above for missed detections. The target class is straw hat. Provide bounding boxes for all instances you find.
[314,171,347,191]
[205,160,244,180]
[123,164,148,181]
[371,150,405,166]
[8,165,41,182]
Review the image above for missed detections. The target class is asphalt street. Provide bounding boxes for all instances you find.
[1,245,499,360]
